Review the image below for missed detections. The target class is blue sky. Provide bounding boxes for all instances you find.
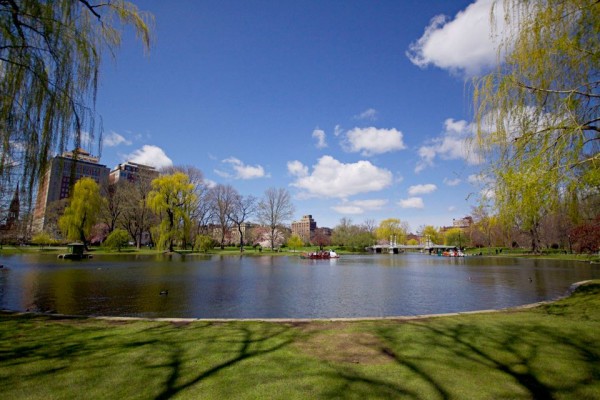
[92,0,504,231]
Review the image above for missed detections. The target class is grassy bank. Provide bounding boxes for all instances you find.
[1,282,599,399]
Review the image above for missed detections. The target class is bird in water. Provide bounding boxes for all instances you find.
[159,290,169,296]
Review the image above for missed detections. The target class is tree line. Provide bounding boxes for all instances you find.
[39,166,295,252]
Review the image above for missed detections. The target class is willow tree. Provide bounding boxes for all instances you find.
[0,0,153,203]
[147,172,196,252]
[58,177,103,248]
[474,0,599,253]
[375,218,409,245]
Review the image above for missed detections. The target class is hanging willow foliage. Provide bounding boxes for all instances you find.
[473,0,599,252]
[0,0,153,203]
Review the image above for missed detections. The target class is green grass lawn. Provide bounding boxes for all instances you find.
[1,282,599,399]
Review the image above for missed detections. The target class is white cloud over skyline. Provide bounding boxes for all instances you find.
[103,131,132,147]
[332,199,388,215]
[398,197,425,209]
[123,145,173,169]
[408,183,437,196]
[216,157,268,180]
[288,155,393,199]
[406,0,507,77]
[344,127,407,156]
[416,118,481,172]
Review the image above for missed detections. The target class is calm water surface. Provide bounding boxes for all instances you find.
[0,253,598,318]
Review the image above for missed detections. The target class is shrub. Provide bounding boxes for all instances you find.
[104,229,130,251]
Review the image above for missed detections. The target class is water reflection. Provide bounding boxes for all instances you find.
[0,253,598,318]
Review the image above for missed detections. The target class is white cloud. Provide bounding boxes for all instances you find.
[204,179,217,189]
[331,205,365,215]
[444,177,462,186]
[448,206,457,212]
[408,184,437,196]
[398,197,425,209]
[353,108,378,121]
[123,145,173,169]
[344,127,407,156]
[416,118,481,172]
[468,173,492,185]
[289,156,393,199]
[103,131,132,147]
[332,199,388,215]
[287,160,308,177]
[468,173,495,200]
[333,124,343,137]
[312,128,327,149]
[406,0,508,76]
[220,157,268,180]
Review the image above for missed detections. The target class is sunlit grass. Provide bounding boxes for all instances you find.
[1,282,599,399]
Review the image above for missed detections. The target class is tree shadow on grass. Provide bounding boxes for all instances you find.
[2,310,600,399]
[151,322,298,400]
[372,319,600,400]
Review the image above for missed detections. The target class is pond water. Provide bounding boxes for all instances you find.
[0,253,599,319]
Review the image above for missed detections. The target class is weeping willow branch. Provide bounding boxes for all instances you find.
[0,0,154,204]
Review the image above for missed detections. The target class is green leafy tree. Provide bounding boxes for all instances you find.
[444,228,466,248]
[0,1,153,200]
[104,228,130,252]
[474,0,599,252]
[31,231,56,248]
[58,177,103,248]
[419,225,442,246]
[287,233,304,252]
[331,218,375,251]
[147,173,196,252]
[375,218,409,245]
[194,235,215,253]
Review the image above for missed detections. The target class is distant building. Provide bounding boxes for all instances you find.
[453,216,473,228]
[0,184,20,232]
[291,215,317,243]
[440,216,473,233]
[33,148,109,232]
[230,222,258,246]
[109,161,159,184]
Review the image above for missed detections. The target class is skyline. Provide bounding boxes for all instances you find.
[85,0,504,230]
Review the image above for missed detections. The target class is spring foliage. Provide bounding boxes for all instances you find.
[147,173,196,252]
[58,177,103,244]
[474,0,599,252]
[0,0,153,200]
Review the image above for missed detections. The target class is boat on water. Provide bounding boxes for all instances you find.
[441,249,465,257]
[301,250,340,260]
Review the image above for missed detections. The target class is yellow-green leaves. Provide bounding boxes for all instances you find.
[147,172,196,252]
[58,177,103,244]
[0,1,153,199]
[375,218,409,244]
[473,0,599,251]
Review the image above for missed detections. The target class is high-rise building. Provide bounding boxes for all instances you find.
[33,149,109,232]
[291,214,317,243]
[109,161,159,184]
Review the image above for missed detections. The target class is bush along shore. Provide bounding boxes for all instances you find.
[0,281,599,399]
